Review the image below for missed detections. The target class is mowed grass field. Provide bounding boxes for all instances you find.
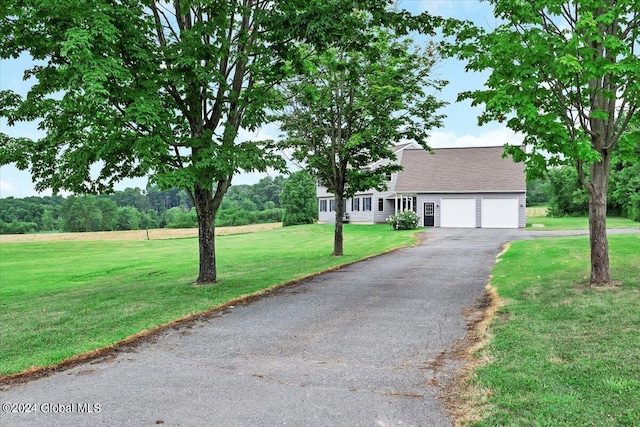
[0,224,419,377]
[526,207,640,230]
[0,222,281,243]
[465,234,640,426]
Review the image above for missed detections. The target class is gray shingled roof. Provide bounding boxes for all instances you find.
[394,146,526,192]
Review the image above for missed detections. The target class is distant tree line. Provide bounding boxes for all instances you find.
[0,175,318,234]
[527,144,640,221]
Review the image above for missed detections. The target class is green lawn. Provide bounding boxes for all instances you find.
[468,234,640,426]
[0,224,418,377]
[527,215,640,230]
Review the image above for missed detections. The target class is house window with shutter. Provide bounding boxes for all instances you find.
[363,197,372,211]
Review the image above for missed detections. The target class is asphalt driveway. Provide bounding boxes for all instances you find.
[0,228,546,426]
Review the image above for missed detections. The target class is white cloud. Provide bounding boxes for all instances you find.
[0,166,48,198]
[233,170,281,185]
[237,122,279,143]
[0,180,16,194]
[428,127,525,148]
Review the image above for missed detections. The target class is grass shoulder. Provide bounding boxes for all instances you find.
[526,214,640,231]
[463,234,640,426]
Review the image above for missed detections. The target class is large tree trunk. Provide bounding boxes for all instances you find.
[333,194,344,256]
[587,152,612,285]
[195,203,217,284]
[192,187,217,284]
[190,179,231,284]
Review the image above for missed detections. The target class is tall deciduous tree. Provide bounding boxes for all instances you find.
[281,171,317,226]
[0,0,419,283]
[448,0,640,285]
[61,196,103,232]
[277,29,446,255]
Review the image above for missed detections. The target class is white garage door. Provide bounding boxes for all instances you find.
[441,198,476,228]
[481,198,519,228]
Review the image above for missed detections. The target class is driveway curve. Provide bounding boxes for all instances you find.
[0,228,571,426]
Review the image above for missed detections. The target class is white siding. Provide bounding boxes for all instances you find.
[344,195,375,223]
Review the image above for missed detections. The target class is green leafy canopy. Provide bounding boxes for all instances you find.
[445,0,640,178]
[0,0,301,194]
[277,27,447,199]
[0,0,447,196]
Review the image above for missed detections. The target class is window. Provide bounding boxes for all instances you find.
[320,199,327,212]
[378,198,384,212]
[329,199,335,212]
[424,203,434,216]
[352,197,360,211]
[385,173,392,181]
[363,197,372,211]
[400,196,417,213]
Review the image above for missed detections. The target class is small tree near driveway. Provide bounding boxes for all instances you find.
[277,27,446,256]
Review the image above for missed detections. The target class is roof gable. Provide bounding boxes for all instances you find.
[394,146,526,192]
[366,143,417,169]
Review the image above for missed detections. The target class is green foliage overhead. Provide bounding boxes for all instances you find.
[447,0,640,175]
[278,29,447,199]
[0,0,442,195]
[0,0,440,282]
[0,0,292,194]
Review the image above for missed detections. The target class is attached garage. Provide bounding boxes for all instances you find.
[481,198,520,228]
[440,198,476,228]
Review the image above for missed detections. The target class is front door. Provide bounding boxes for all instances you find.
[424,202,435,227]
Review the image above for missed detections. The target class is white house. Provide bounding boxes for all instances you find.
[317,145,527,228]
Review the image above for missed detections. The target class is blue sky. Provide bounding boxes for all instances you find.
[0,0,523,198]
